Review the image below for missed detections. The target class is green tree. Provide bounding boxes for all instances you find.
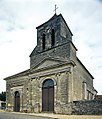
[0,91,6,101]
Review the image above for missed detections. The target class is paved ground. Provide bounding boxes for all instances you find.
[30,113,102,119]
[0,112,56,119]
[0,110,102,119]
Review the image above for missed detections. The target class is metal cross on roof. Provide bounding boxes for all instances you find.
[54,4,58,14]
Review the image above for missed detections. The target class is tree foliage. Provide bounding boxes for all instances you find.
[0,91,6,101]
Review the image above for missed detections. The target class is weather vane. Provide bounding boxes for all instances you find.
[54,4,58,14]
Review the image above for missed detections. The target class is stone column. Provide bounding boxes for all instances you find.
[19,87,24,112]
[83,82,87,100]
[36,77,40,112]
[10,89,14,111]
[54,73,61,113]
[33,77,40,113]
[59,72,69,104]
[28,78,33,112]
[68,67,73,102]
[21,88,23,111]
[66,71,69,103]
[26,88,29,110]
[6,83,11,111]
[55,73,61,103]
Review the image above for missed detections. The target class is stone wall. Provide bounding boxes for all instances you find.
[72,100,102,115]
[55,100,102,115]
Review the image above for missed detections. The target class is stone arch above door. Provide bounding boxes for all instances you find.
[39,77,57,88]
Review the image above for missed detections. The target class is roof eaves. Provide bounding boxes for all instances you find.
[77,57,94,79]
[59,13,73,36]
[4,69,30,80]
[36,13,57,29]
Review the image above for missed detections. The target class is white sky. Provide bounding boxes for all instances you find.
[0,0,102,94]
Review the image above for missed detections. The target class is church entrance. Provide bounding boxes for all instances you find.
[14,91,20,112]
[42,79,54,112]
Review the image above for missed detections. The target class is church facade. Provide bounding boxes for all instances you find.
[4,13,97,113]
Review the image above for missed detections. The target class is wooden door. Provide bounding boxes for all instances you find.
[14,91,20,112]
[42,79,54,112]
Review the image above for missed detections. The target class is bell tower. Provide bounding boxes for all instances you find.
[30,13,76,68]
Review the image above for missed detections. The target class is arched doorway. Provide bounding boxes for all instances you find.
[14,91,20,112]
[42,79,54,112]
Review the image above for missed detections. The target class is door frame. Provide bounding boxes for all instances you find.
[42,79,54,112]
[14,91,20,112]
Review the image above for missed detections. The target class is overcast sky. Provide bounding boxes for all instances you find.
[0,0,102,94]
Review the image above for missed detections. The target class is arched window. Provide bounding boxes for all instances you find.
[51,29,55,47]
[42,34,46,50]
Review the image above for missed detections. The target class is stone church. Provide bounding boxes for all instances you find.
[4,13,97,113]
